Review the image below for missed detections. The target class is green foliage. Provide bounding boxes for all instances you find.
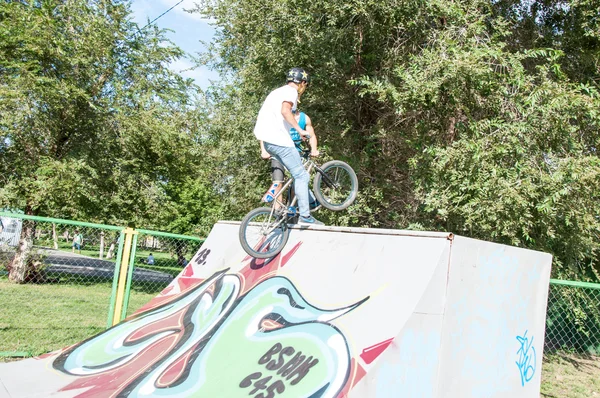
[2,0,599,280]
[195,0,600,279]
[0,0,215,234]
[546,284,600,355]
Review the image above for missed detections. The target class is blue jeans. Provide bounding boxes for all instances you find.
[264,142,310,217]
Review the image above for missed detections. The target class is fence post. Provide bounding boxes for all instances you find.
[106,230,126,328]
[110,227,138,326]
[120,232,139,321]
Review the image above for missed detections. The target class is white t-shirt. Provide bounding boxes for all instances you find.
[253,85,298,147]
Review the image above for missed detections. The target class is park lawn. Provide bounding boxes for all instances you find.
[134,263,185,278]
[541,353,600,397]
[0,278,158,357]
[39,240,190,260]
[134,248,197,269]
[44,241,193,269]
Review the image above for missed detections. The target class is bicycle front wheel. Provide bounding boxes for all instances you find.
[313,160,359,211]
[239,207,290,259]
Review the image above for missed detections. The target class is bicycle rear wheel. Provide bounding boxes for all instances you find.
[239,207,290,259]
[313,160,358,211]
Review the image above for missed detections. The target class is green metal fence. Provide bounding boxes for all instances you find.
[545,279,600,355]
[122,228,203,319]
[0,212,202,357]
[0,213,124,357]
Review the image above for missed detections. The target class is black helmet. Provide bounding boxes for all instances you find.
[286,67,310,85]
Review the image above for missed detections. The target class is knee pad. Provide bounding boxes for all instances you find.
[271,159,285,182]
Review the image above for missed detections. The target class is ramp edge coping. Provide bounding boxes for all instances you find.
[218,220,453,240]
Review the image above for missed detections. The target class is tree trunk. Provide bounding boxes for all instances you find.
[99,231,104,259]
[52,223,59,250]
[8,235,33,283]
[106,242,115,259]
[8,220,45,283]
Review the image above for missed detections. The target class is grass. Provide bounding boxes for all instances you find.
[133,263,184,278]
[0,232,196,360]
[541,353,600,397]
[0,277,160,357]
[37,240,185,261]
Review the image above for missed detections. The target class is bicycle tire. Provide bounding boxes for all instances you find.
[313,160,358,211]
[239,207,290,259]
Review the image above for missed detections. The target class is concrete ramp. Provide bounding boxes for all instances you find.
[0,222,552,398]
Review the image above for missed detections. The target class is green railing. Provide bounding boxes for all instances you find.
[0,212,203,357]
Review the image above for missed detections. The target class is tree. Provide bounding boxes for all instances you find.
[194,0,600,279]
[0,0,212,281]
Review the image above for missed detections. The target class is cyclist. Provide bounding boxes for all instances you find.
[254,67,323,225]
[260,107,320,210]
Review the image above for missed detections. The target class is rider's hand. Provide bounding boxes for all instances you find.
[310,149,320,157]
[260,149,271,160]
[300,129,310,141]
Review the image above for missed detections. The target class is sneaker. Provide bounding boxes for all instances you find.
[298,215,325,226]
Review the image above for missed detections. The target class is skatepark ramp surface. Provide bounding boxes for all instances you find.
[0,221,552,398]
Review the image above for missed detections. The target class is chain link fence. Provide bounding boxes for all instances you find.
[123,229,203,317]
[545,280,600,355]
[0,213,203,357]
[0,213,123,356]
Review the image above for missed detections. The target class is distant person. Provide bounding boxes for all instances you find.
[72,230,83,254]
[147,253,155,265]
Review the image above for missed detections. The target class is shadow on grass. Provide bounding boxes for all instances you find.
[552,352,600,372]
[45,271,170,295]
[129,281,170,295]
[44,271,113,286]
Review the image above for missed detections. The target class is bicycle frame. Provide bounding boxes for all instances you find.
[241,150,358,258]
[263,144,344,229]
[267,153,321,211]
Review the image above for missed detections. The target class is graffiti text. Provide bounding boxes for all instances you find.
[239,342,320,397]
[515,330,536,386]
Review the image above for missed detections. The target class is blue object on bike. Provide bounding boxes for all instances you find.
[287,206,297,216]
[265,194,274,203]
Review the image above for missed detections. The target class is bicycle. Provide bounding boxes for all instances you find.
[239,147,358,259]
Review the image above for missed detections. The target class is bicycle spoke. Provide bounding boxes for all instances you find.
[242,209,287,257]
[318,165,355,207]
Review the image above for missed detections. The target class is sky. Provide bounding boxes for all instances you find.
[130,0,220,90]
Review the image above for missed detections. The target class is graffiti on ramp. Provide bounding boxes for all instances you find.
[53,245,369,397]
